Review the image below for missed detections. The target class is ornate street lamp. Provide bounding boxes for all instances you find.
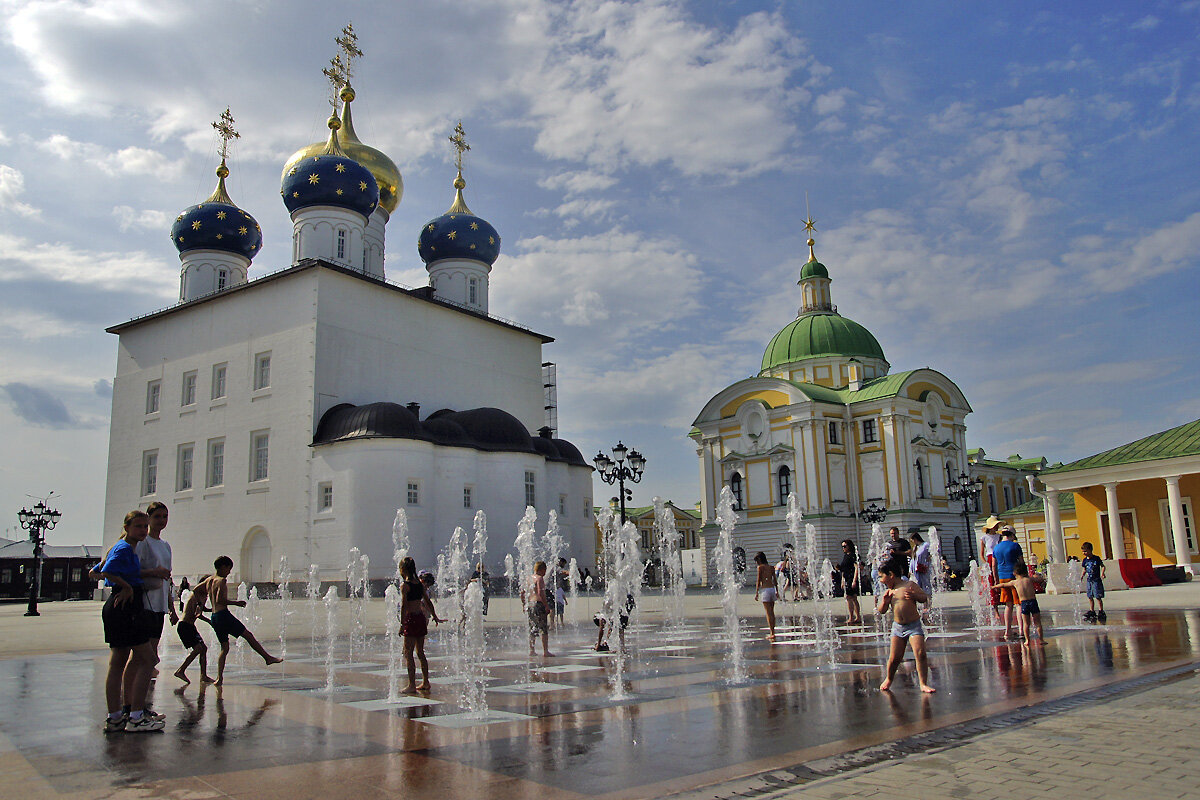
[593,441,646,524]
[18,499,62,617]
[946,470,983,562]
[857,501,887,552]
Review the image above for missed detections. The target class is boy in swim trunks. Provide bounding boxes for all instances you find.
[205,556,282,686]
[174,577,215,684]
[876,556,935,694]
[994,562,1044,645]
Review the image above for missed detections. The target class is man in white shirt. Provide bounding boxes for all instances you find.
[978,516,1003,581]
[135,502,177,681]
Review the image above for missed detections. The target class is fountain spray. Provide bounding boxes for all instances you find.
[714,486,747,684]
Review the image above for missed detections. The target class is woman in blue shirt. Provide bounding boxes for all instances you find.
[94,510,165,732]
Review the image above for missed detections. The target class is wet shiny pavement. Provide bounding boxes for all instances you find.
[2,607,1198,799]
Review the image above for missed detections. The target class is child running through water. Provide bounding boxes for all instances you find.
[877,556,936,694]
[994,563,1044,645]
[523,561,554,657]
[174,577,215,684]
[1080,542,1107,623]
[205,556,283,686]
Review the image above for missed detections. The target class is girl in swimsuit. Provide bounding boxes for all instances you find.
[399,556,442,693]
[753,551,778,641]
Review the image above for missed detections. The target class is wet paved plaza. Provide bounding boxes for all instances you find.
[2,602,1199,799]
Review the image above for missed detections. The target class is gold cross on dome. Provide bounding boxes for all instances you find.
[211,108,240,160]
[803,215,817,234]
[449,120,470,172]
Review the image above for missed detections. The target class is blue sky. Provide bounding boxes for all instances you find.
[1,1,1197,544]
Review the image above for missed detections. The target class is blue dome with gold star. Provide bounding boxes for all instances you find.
[281,117,379,220]
[417,173,500,266]
[171,162,262,259]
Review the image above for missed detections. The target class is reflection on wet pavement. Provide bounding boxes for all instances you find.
[1,607,1197,798]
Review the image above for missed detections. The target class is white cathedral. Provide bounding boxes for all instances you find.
[101,85,595,585]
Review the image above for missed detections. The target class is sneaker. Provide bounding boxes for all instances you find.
[125,714,165,733]
[141,709,166,723]
[1097,611,1107,623]
[103,715,126,734]
[595,643,610,652]
[1083,611,1096,621]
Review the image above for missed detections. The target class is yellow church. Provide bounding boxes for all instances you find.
[690,226,977,579]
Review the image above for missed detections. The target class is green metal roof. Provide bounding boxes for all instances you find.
[842,370,918,403]
[999,492,1076,518]
[799,258,829,280]
[1043,418,1200,475]
[761,312,885,372]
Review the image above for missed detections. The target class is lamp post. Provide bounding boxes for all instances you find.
[946,471,983,562]
[18,500,62,617]
[856,501,887,553]
[593,441,646,525]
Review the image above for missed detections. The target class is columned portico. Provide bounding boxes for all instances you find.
[1164,475,1193,573]
[1103,482,1123,560]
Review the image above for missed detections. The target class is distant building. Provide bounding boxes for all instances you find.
[0,540,104,602]
[592,500,705,585]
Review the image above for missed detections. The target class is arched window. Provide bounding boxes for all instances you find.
[988,484,998,513]
[1003,486,1012,510]
[945,460,955,486]
[336,229,347,260]
[777,466,791,506]
[953,536,963,561]
[217,268,227,291]
[469,277,479,304]
[730,473,743,510]
[915,458,926,499]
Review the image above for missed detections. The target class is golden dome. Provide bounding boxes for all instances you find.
[281,84,402,214]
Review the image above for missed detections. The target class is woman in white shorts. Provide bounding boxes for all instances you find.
[754,551,778,641]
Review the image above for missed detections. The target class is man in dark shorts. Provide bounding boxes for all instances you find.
[206,555,282,686]
[174,578,214,684]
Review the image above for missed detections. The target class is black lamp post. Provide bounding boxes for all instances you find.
[593,441,646,524]
[857,501,887,552]
[18,500,62,617]
[946,471,983,562]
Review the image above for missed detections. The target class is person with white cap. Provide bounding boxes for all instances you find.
[979,516,1003,581]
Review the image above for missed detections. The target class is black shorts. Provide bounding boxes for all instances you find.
[144,611,166,640]
[211,610,247,645]
[177,620,204,650]
[1020,598,1041,616]
[102,588,150,649]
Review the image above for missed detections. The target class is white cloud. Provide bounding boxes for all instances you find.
[551,197,618,222]
[35,134,181,177]
[1064,211,1200,292]
[538,170,618,196]
[0,165,40,217]
[1130,15,1160,31]
[0,309,89,340]
[514,2,807,177]
[0,232,176,295]
[814,89,850,115]
[113,205,170,232]
[495,229,704,345]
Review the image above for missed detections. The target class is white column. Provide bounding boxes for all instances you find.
[1165,475,1193,573]
[1044,491,1064,563]
[1103,482,1123,560]
[880,413,902,506]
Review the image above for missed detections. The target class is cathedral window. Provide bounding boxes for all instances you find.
[250,430,270,482]
[862,419,878,444]
[469,277,478,305]
[559,494,568,516]
[730,473,743,510]
[463,485,473,509]
[207,438,224,487]
[336,229,346,260]
[253,352,271,391]
[584,497,592,519]
[211,363,227,400]
[1003,486,1012,510]
[915,459,926,499]
[141,450,158,496]
[146,380,161,414]
[407,481,420,506]
[829,421,839,445]
[177,444,194,492]
[217,269,228,290]
[945,460,955,486]
[525,471,537,509]
[988,484,998,513]
[181,371,197,406]
[777,466,791,506]
[319,482,333,511]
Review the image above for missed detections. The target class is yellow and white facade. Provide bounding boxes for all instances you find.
[690,232,976,579]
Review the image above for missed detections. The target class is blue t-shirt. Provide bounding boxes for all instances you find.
[992,539,1022,579]
[1082,554,1104,582]
[99,540,143,588]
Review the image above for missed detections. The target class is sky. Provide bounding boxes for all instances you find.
[1,0,1198,545]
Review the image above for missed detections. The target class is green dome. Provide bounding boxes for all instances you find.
[761,313,885,372]
[800,259,829,280]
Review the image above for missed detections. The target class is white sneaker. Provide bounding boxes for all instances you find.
[125,713,165,732]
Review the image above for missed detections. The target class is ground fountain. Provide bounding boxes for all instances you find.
[654,496,687,630]
[816,557,839,665]
[383,583,401,702]
[442,525,473,698]
[1065,558,1087,627]
[598,508,642,700]
[278,555,292,661]
[785,493,805,622]
[925,527,946,630]
[392,508,409,587]
[567,556,580,624]
[714,486,747,684]
[965,559,1000,638]
[513,506,539,679]
[346,548,367,663]
[866,522,889,635]
[460,510,490,717]
[234,581,249,669]
[306,564,320,659]
[322,585,339,693]
[543,510,564,611]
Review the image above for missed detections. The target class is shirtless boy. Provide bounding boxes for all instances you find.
[204,556,282,686]
[877,556,936,693]
[174,578,215,684]
[994,562,1044,645]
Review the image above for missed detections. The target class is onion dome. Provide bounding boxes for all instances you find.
[280,84,401,214]
[417,171,501,266]
[171,160,262,259]
[281,115,379,219]
[800,238,829,279]
[761,314,885,372]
